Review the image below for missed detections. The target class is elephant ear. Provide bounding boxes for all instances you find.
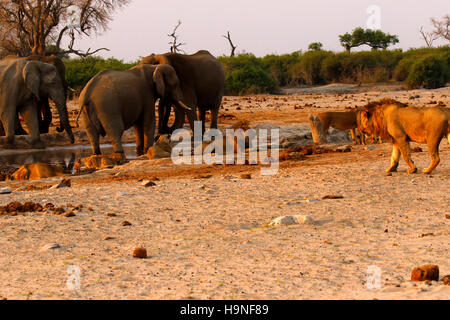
[153,67,165,98]
[22,61,41,101]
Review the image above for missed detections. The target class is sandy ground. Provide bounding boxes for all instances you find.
[0,83,449,300]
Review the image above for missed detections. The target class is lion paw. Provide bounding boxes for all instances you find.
[408,168,418,174]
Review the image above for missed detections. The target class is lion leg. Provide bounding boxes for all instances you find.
[386,144,400,173]
[423,138,441,174]
[397,139,417,174]
[350,128,357,144]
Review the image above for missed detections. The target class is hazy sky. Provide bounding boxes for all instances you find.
[75,0,449,61]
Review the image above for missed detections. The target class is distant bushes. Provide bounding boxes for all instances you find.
[63,47,449,96]
[64,57,138,92]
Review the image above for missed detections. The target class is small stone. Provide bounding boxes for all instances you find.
[411,265,439,281]
[64,211,76,217]
[41,243,60,251]
[443,275,450,285]
[445,214,450,219]
[106,213,117,217]
[269,215,314,227]
[122,221,132,226]
[322,195,344,200]
[104,236,115,241]
[0,187,12,194]
[142,180,156,187]
[50,179,71,190]
[240,174,252,180]
[132,248,147,259]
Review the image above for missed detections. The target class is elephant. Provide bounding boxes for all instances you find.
[140,50,225,134]
[77,64,192,156]
[0,59,74,149]
[1,55,68,135]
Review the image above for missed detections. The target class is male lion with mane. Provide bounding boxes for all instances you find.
[357,99,448,174]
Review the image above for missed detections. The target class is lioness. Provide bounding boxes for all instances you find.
[358,99,448,174]
[316,110,363,144]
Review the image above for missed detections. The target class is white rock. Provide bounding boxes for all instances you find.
[0,187,12,194]
[40,243,61,251]
[269,215,315,227]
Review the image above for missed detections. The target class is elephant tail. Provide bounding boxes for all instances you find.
[75,104,86,128]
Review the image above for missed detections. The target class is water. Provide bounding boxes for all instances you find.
[0,143,138,173]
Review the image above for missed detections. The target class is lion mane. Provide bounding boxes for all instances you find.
[357,99,407,143]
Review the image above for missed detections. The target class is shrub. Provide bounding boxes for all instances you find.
[225,64,277,95]
[297,50,332,85]
[406,55,448,89]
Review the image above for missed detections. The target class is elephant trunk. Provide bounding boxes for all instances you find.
[49,88,75,144]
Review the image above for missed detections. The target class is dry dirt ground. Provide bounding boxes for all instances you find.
[0,83,449,300]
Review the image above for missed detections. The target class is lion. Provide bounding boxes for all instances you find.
[444,108,450,143]
[357,99,448,174]
[8,163,65,181]
[74,153,127,172]
[316,110,364,144]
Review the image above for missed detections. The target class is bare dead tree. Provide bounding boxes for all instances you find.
[419,26,437,47]
[223,31,237,57]
[168,20,186,53]
[0,0,130,57]
[431,14,450,41]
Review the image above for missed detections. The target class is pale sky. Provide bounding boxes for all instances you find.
[75,0,449,62]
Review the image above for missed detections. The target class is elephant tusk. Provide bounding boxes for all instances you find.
[178,101,192,111]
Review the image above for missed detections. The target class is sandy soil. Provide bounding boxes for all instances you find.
[0,83,449,300]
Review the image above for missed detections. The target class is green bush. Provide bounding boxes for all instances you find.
[64,57,138,91]
[225,64,277,95]
[406,55,448,89]
[297,50,332,85]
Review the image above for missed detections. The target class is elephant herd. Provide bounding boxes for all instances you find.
[0,50,225,156]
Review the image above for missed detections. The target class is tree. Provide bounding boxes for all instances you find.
[0,0,130,58]
[431,15,450,41]
[419,26,437,47]
[168,20,185,53]
[223,31,237,57]
[339,28,399,52]
[308,42,323,51]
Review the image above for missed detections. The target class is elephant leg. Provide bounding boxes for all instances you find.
[199,108,206,134]
[103,119,125,154]
[170,106,186,134]
[21,103,45,149]
[83,115,101,155]
[39,100,52,134]
[14,114,28,135]
[134,124,144,156]
[210,95,223,130]
[1,108,17,148]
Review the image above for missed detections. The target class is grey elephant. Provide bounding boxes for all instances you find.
[77,64,192,156]
[0,59,74,149]
[2,55,68,135]
[140,50,225,134]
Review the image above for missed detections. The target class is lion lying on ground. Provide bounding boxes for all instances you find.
[8,163,65,181]
[357,99,449,174]
[316,110,364,144]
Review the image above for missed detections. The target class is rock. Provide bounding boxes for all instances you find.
[8,163,65,181]
[0,187,12,194]
[141,180,156,187]
[411,265,439,281]
[106,213,117,217]
[240,174,252,180]
[322,195,344,200]
[64,211,76,217]
[50,179,71,189]
[445,214,450,219]
[147,135,172,159]
[41,243,61,251]
[132,248,148,259]
[443,275,450,285]
[122,221,132,226]
[269,215,314,227]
